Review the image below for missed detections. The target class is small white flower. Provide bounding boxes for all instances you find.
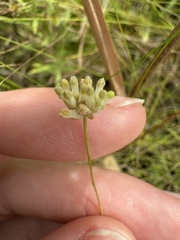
[55,76,115,119]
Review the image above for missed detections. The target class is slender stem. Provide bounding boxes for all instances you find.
[83,116,103,215]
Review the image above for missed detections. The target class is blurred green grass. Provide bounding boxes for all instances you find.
[0,0,179,192]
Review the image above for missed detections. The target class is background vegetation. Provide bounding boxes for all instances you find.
[0,0,179,192]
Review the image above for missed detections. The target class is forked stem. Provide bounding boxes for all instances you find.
[83,116,103,215]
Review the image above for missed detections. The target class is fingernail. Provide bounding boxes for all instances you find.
[82,229,128,240]
[108,97,145,108]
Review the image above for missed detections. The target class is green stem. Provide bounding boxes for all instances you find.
[83,116,103,215]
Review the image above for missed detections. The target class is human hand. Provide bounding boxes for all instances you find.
[0,88,179,239]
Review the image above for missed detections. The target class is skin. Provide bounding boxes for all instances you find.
[0,88,179,239]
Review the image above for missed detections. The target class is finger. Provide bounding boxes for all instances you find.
[0,88,146,161]
[0,216,60,240]
[42,216,136,240]
[0,159,179,240]
[166,191,180,199]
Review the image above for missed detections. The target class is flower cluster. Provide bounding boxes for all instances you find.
[55,76,115,119]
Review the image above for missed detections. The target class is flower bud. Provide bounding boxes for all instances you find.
[60,109,81,119]
[70,76,79,99]
[63,91,77,109]
[84,76,93,87]
[61,79,70,91]
[95,78,106,96]
[54,87,64,98]
[107,90,115,99]
[85,86,95,109]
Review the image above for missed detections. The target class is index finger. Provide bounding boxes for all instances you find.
[0,88,146,161]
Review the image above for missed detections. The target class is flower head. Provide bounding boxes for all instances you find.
[55,76,115,119]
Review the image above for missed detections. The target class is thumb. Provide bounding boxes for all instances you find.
[42,216,136,240]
